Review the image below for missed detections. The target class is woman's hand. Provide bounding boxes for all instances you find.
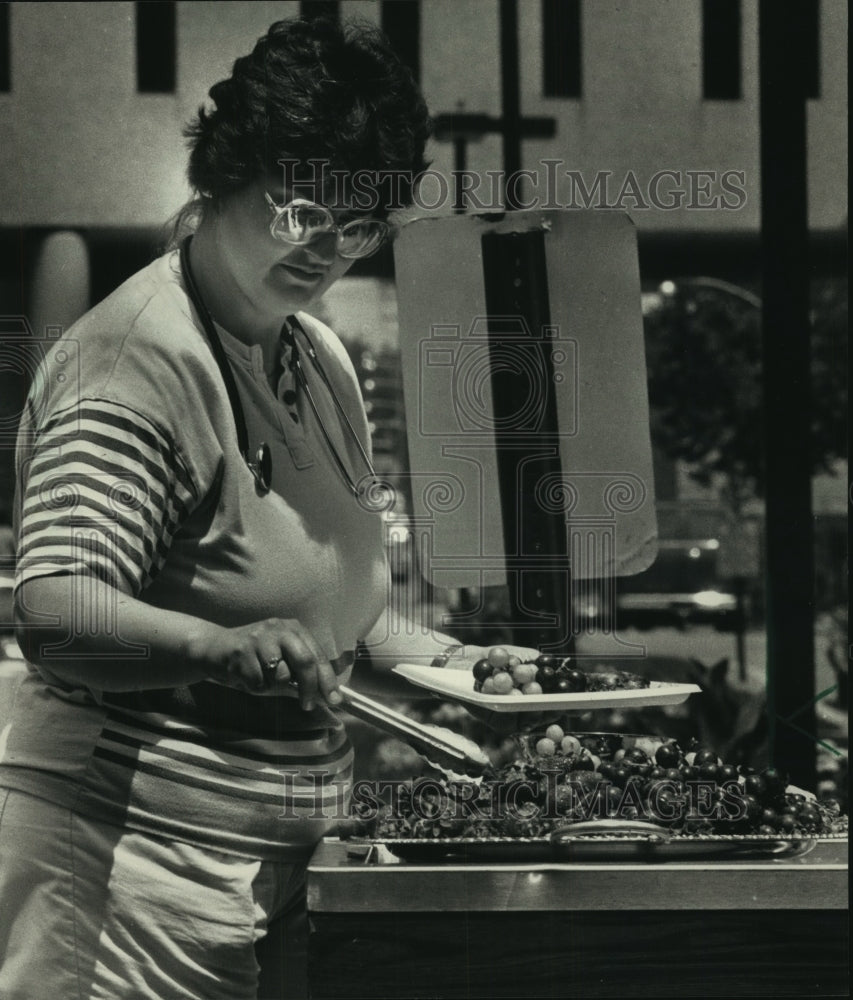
[192,617,342,711]
[15,576,344,706]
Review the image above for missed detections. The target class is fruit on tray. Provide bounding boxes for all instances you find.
[472,649,650,696]
[354,732,848,841]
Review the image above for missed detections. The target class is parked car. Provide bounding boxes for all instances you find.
[614,538,741,631]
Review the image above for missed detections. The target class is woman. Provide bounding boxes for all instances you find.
[0,17,537,1000]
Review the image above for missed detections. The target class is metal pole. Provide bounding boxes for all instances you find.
[758,1,816,790]
[499,0,522,207]
[482,230,572,654]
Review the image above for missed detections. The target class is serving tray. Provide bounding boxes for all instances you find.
[392,663,700,712]
[372,830,839,862]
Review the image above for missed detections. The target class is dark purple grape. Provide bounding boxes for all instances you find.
[536,665,557,692]
[602,785,622,816]
[760,808,778,828]
[654,742,681,768]
[565,669,587,692]
[610,765,632,787]
[796,805,822,831]
[761,767,787,794]
[743,794,762,819]
[622,748,650,773]
[472,658,492,682]
[744,775,768,799]
[643,779,672,798]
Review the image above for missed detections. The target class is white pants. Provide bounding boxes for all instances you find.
[0,788,309,1000]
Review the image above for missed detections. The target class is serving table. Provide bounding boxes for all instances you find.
[306,837,848,998]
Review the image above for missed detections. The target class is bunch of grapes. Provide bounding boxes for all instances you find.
[364,731,847,840]
[472,649,588,696]
[519,733,845,835]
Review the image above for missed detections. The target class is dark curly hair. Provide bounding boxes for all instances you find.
[184,17,431,215]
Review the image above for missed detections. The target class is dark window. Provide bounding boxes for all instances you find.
[136,2,176,94]
[381,0,420,84]
[299,1,340,23]
[0,3,10,93]
[542,0,581,98]
[801,0,820,98]
[702,0,742,100]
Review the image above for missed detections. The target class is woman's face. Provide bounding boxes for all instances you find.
[209,176,359,321]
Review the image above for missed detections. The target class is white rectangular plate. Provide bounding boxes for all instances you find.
[392,664,701,712]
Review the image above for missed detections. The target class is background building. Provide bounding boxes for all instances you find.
[0,1,846,231]
[1,0,848,603]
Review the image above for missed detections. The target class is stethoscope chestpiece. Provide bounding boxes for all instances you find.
[248,442,272,495]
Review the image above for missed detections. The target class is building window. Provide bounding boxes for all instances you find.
[0,2,10,93]
[702,0,742,100]
[381,0,420,85]
[299,1,340,23]
[542,0,581,98]
[136,1,176,94]
[802,0,820,99]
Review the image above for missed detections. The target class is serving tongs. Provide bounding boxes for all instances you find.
[338,684,491,779]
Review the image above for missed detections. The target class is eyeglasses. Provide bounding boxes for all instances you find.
[265,193,390,260]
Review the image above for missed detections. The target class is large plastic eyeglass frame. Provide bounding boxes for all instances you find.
[264,192,389,259]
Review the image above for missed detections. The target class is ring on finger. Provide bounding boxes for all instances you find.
[262,656,283,682]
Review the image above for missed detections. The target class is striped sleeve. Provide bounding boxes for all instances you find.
[15,399,198,596]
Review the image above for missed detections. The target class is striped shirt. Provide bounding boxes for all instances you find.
[1,251,388,859]
[17,399,195,594]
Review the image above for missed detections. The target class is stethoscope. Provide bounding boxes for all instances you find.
[179,236,376,497]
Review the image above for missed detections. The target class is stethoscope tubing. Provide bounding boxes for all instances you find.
[284,317,376,481]
[179,235,375,497]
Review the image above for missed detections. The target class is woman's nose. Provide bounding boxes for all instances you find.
[306,229,339,263]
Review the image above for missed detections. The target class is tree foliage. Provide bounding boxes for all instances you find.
[643,277,847,512]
